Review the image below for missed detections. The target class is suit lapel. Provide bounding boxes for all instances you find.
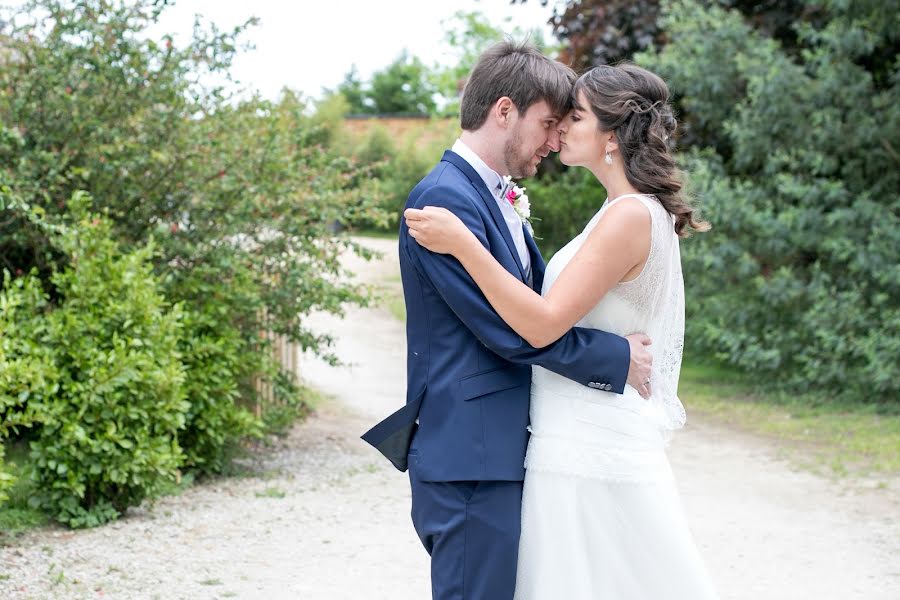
[523,224,545,292]
[442,151,527,281]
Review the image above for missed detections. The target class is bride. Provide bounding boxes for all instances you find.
[404,63,719,599]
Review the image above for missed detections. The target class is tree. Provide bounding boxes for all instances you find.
[334,10,556,117]
[336,65,370,113]
[432,10,558,115]
[524,0,828,80]
[369,51,437,114]
[519,0,666,70]
[0,0,382,362]
[635,0,900,400]
[337,51,437,115]
[0,0,387,523]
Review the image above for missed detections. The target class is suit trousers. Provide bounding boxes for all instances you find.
[409,466,524,600]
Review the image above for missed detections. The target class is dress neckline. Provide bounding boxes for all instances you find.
[606,192,656,206]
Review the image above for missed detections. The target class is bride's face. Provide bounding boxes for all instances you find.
[558,90,608,169]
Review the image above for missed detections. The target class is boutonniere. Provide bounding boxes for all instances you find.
[502,175,534,233]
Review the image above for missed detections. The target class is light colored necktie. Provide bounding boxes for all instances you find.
[497,179,514,202]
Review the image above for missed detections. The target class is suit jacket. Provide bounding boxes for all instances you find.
[362,150,630,481]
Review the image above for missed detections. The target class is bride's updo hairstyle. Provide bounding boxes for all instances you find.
[574,63,709,237]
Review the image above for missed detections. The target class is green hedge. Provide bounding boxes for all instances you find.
[527,166,609,259]
[340,118,459,232]
[20,195,188,528]
[0,0,384,527]
[0,271,57,505]
[636,0,899,400]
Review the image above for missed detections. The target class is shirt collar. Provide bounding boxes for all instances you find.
[451,139,505,198]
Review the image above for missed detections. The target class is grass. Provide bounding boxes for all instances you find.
[379,273,406,322]
[0,440,49,542]
[354,233,405,320]
[254,486,286,499]
[679,358,900,478]
[260,383,324,437]
[351,228,398,240]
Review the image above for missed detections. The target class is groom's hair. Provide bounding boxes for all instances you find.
[460,39,575,131]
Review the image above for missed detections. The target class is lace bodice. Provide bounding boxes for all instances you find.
[527,193,686,478]
[515,198,720,600]
[543,194,682,343]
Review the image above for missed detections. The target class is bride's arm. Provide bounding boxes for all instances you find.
[405,198,651,348]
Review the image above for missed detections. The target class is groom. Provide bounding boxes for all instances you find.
[362,40,653,599]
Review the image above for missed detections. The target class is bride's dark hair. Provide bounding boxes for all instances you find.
[574,63,709,237]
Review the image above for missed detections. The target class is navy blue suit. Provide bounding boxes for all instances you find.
[363,150,630,599]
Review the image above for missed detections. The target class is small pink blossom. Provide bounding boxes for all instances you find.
[503,177,534,226]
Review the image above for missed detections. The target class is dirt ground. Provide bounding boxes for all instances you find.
[1,237,897,599]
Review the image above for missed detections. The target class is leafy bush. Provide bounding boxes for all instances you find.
[176,307,259,475]
[527,166,609,258]
[342,118,458,231]
[0,270,57,504]
[27,193,188,528]
[638,0,900,400]
[1,1,382,354]
[0,0,385,494]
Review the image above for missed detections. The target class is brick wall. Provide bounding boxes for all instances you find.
[342,115,458,150]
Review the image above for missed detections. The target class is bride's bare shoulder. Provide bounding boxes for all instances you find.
[563,197,652,283]
[588,197,652,244]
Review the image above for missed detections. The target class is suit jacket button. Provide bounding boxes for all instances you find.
[604,383,613,391]
[587,382,599,389]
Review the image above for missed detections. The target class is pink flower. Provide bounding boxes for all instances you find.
[503,177,535,229]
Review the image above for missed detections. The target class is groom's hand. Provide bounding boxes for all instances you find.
[625,334,653,399]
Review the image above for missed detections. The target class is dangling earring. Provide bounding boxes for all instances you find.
[604,151,613,165]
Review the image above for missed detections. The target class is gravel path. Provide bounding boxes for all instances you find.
[1,237,897,599]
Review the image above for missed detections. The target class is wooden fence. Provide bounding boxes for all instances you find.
[253,325,301,418]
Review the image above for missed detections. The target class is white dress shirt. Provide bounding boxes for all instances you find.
[451,139,532,283]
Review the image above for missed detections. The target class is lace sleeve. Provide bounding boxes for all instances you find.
[639,197,687,434]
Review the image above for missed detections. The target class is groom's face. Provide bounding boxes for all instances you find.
[503,99,561,179]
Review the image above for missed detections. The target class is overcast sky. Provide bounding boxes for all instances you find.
[147,0,557,100]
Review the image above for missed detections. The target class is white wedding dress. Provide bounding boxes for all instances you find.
[514,194,719,599]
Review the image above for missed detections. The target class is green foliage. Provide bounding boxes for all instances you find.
[541,0,824,73]
[176,307,259,475]
[637,0,900,400]
[0,0,380,524]
[370,51,437,115]
[542,0,829,147]
[0,0,381,359]
[26,193,188,528]
[431,10,558,116]
[0,440,49,537]
[339,51,437,115]
[342,119,458,232]
[535,0,666,69]
[308,92,352,146]
[680,358,900,476]
[337,66,368,113]
[527,166,608,258]
[258,372,315,436]
[0,269,57,503]
[334,10,555,117]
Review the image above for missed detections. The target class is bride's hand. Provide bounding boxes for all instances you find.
[404,206,475,256]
